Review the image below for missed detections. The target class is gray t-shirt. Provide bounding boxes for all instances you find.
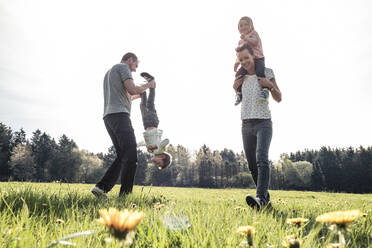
[103,64,132,117]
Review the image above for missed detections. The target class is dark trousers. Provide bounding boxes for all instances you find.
[242,119,272,203]
[141,88,155,110]
[236,57,266,93]
[140,88,159,129]
[97,112,138,196]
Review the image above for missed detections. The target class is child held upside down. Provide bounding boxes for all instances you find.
[137,72,172,170]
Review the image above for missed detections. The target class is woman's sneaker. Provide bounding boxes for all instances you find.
[140,72,155,82]
[245,194,263,210]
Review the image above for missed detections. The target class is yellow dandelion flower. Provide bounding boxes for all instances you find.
[97,208,144,240]
[234,206,248,212]
[274,198,287,204]
[282,235,302,248]
[286,218,309,225]
[56,218,65,224]
[237,226,255,246]
[154,202,165,209]
[316,210,362,226]
[326,244,340,248]
[237,225,255,236]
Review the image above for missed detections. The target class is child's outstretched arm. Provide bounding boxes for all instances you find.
[242,32,259,46]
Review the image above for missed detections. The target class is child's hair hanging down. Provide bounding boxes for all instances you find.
[138,72,172,170]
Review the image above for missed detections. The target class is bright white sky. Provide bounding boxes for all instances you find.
[1,0,371,161]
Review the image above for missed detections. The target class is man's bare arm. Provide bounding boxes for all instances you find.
[124,79,155,95]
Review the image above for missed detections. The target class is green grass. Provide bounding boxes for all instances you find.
[0,182,371,247]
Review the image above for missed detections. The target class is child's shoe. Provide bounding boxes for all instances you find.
[260,88,269,102]
[140,72,155,82]
[234,93,242,105]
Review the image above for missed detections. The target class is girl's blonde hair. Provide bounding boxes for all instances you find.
[238,16,254,31]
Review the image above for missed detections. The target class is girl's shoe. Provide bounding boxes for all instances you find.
[260,88,269,101]
[235,93,242,105]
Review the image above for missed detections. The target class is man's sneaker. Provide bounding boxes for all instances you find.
[91,186,108,200]
[140,72,155,82]
[260,88,269,101]
[245,194,262,210]
[235,93,242,106]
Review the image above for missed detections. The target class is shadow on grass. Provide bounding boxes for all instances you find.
[0,185,167,220]
[263,203,288,222]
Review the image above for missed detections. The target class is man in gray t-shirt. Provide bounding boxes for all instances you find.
[92,52,155,198]
[103,63,133,117]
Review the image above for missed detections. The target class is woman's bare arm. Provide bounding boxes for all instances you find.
[258,77,282,103]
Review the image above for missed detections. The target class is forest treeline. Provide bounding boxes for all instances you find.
[1,123,371,193]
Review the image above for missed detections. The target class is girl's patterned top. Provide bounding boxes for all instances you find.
[239,30,264,58]
[241,68,274,120]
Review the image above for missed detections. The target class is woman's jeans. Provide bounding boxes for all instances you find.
[242,119,272,203]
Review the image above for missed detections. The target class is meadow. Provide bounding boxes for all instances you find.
[0,182,371,247]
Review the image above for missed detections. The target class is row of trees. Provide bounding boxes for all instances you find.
[286,147,372,193]
[1,123,371,193]
[0,123,251,186]
[0,123,101,183]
